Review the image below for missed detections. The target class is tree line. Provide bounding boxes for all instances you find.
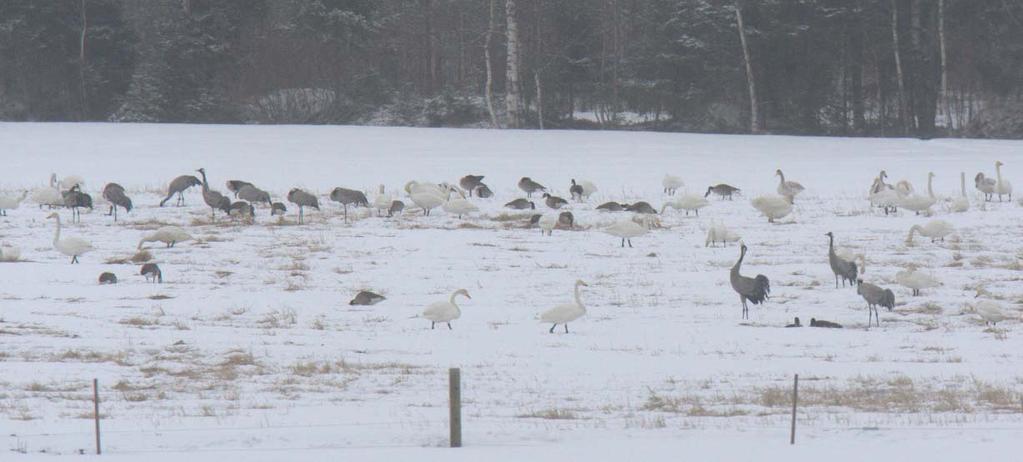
[1,0,1021,138]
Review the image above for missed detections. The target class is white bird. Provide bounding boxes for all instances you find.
[410,187,449,216]
[579,180,598,198]
[895,265,940,296]
[973,289,1010,326]
[897,172,937,215]
[442,197,479,219]
[775,169,805,200]
[906,219,955,245]
[705,221,740,247]
[661,194,710,217]
[994,160,1012,201]
[662,174,684,195]
[540,280,589,333]
[0,242,21,262]
[47,212,93,264]
[58,174,85,190]
[751,195,793,223]
[0,191,28,216]
[31,174,63,208]
[422,288,471,329]
[372,185,392,216]
[538,213,558,236]
[895,179,915,198]
[947,172,969,213]
[604,218,649,247]
[138,226,193,249]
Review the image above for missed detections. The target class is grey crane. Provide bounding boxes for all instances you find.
[730,243,770,320]
[287,188,319,224]
[826,232,858,288]
[330,187,369,223]
[350,290,386,306]
[558,211,574,229]
[62,185,93,223]
[474,183,494,198]
[543,193,569,209]
[237,185,271,207]
[460,175,485,197]
[505,198,535,210]
[569,179,584,201]
[196,168,231,221]
[625,201,658,214]
[596,201,627,212]
[102,183,133,222]
[159,175,202,207]
[226,180,254,198]
[388,200,405,216]
[857,279,894,328]
[518,177,546,197]
[141,263,162,283]
[705,184,741,200]
[271,202,287,216]
[98,272,118,285]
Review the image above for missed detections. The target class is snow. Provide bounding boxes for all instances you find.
[1,122,1023,460]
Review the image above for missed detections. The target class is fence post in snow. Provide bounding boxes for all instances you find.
[790,374,798,445]
[449,368,462,448]
[93,378,101,455]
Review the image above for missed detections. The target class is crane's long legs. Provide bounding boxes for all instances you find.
[564,324,569,334]
[549,324,556,333]
[447,322,452,330]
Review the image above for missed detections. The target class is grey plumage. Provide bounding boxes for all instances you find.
[625,201,657,214]
[388,200,405,216]
[785,317,801,328]
[596,201,626,212]
[505,198,535,210]
[558,211,574,229]
[229,201,255,219]
[287,188,319,224]
[518,177,546,197]
[226,180,254,198]
[98,272,118,285]
[474,183,493,198]
[330,187,369,223]
[810,318,843,328]
[350,290,386,306]
[569,179,584,201]
[857,279,894,327]
[730,243,770,320]
[543,193,568,209]
[528,214,542,227]
[102,183,133,222]
[160,175,202,207]
[460,175,485,196]
[271,202,287,216]
[196,168,231,220]
[826,232,858,288]
[140,263,162,283]
[237,185,271,206]
[705,184,741,200]
[62,185,92,223]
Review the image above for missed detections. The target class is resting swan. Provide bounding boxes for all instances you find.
[442,196,479,219]
[947,172,969,213]
[906,220,954,245]
[422,289,471,329]
[898,172,937,215]
[895,265,940,296]
[972,289,1011,326]
[48,212,93,263]
[0,242,21,262]
[540,280,589,333]
[31,174,63,208]
[751,194,793,223]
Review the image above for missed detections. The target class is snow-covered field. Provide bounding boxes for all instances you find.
[1,123,1022,460]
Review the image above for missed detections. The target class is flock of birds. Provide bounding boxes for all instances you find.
[0,160,1018,332]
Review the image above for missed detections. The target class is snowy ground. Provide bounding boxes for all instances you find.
[1,123,1022,460]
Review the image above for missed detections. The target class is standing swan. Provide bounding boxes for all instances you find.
[751,195,793,223]
[897,172,937,215]
[423,289,471,329]
[47,213,93,263]
[604,219,648,247]
[775,169,805,200]
[948,172,969,213]
[0,191,28,216]
[540,280,589,333]
[906,220,954,245]
[994,160,1012,201]
[730,243,770,320]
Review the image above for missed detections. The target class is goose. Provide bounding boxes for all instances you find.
[857,279,894,327]
[159,175,202,207]
[330,187,369,223]
[705,221,740,247]
[442,197,479,219]
[47,212,93,263]
[474,183,494,198]
[0,242,21,262]
[994,160,1012,201]
[98,272,117,284]
[271,202,287,216]
[663,174,684,195]
[287,188,319,224]
[705,184,740,200]
[661,194,709,217]
[785,317,802,328]
[731,242,770,320]
[906,220,954,245]
[31,174,63,209]
[809,318,843,328]
[775,169,805,200]
[538,213,558,236]
[422,289,471,329]
[411,187,449,216]
[226,180,254,198]
[138,226,193,249]
[58,175,85,190]
[543,193,568,209]
[826,232,858,288]
[196,168,230,220]
[975,172,997,202]
[558,211,574,229]
[569,180,584,201]
[350,290,386,306]
[895,265,940,296]
[505,198,535,210]
[540,280,589,333]
[518,177,546,197]
[460,175,485,196]
[751,195,793,223]
[237,185,272,207]
[604,219,648,247]
[948,172,970,213]
[141,263,162,283]
[372,185,392,216]
[0,191,28,216]
[897,172,937,215]
[388,200,405,217]
[578,180,598,198]
[102,183,133,222]
[596,201,626,212]
[625,201,657,214]
[972,289,1010,326]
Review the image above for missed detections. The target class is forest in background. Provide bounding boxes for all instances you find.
[1,0,1022,138]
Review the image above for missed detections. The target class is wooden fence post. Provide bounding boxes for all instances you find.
[449,368,462,448]
[790,374,798,445]
[93,378,101,455]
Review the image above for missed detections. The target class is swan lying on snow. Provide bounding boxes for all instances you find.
[0,242,21,262]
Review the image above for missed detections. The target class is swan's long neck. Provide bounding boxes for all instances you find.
[50,174,57,188]
[996,163,1004,185]
[778,171,785,185]
[960,172,966,197]
[574,283,584,308]
[52,216,62,245]
[449,291,461,306]
[907,225,919,243]
[927,174,934,199]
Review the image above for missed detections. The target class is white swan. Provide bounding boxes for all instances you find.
[138,226,193,249]
[705,221,740,247]
[0,242,21,262]
[995,160,1012,201]
[751,195,793,223]
[579,180,598,198]
[972,289,1010,326]
[775,169,805,199]
[47,212,93,263]
[31,174,63,208]
[661,194,709,217]
[540,280,589,333]
[604,219,648,247]
[0,191,28,216]
[422,289,471,329]
[442,197,479,219]
[372,185,392,216]
[906,220,954,245]
[947,172,969,213]
[538,213,558,236]
[869,175,899,215]
[895,265,940,296]
[898,172,937,215]
[663,174,684,195]
[58,174,85,190]
[895,179,914,198]
[411,187,450,216]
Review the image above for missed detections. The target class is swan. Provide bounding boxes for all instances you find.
[579,180,598,198]
[971,288,1012,326]
[0,191,28,216]
[775,169,805,199]
[897,172,937,215]
[906,220,954,245]
[58,174,85,190]
[372,185,392,216]
[422,288,471,329]
[661,194,709,217]
[538,213,558,236]
[663,174,684,195]
[705,221,740,247]
[751,195,793,223]
[411,187,449,216]
[895,179,914,198]
[995,160,1012,201]
[540,280,589,333]
[31,174,63,209]
[442,197,479,219]
[869,176,900,215]
[0,242,21,262]
[138,226,193,249]
[47,212,93,263]
[975,171,997,201]
[604,218,648,247]
[947,172,969,213]
[895,265,940,296]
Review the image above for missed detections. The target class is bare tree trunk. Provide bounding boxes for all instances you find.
[891,0,908,135]
[938,0,952,131]
[734,0,760,133]
[505,0,523,128]
[484,0,500,128]
[79,0,88,120]
[850,17,866,134]
[535,71,544,129]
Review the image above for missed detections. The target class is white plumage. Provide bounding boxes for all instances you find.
[661,194,709,217]
[540,280,589,333]
[442,197,479,219]
[47,212,93,264]
[905,220,954,245]
[373,185,392,216]
[895,266,940,296]
[0,242,21,262]
[31,174,63,208]
[0,191,28,215]
[775,169,805,199]
[948,172,969,213]
[604,218,649,247]
[422,289,471,329]
[579,180,598,198]
[994,160,1012,201]
[897,172,937,215]
[410,188,448,216]
[58,174,85,190]
[705,221,740,247]
[662,174,684,195]
[538,213,558,236]
[751,195,793,223]
[138,226,193,249]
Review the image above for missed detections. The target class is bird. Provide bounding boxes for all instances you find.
[857,280,894,327]
[975,172,997,202]
[540,280,590,333]
[228,201,256,219]
[869,172,900,215]
[895,265,940,296]
[226,180,254,198]
[459,175,485,196]
[518,177,546,197]
[809,318,843,328]
[894,179,915,198]
[159,175,202,207]
[388,200,405,217]
[58,174,85,191]
[0,242,21,262]
[751,195,793,223]
[994,160,1012,201]
[47,212,93,264]
[141,263,162,283]
[972,289,1010,326]
[528,213,542,228]
[705,221,740,247]
[196,168,230,221]
[948,172,970,213]
[30,174,63,209]
[410,187,448,216]
[730,242,770,320]
[595,201,626,212]
[897,172,937,215]
[372,185,392,216]
[825,232,858,288]
[538,213,558,236]
[423,289,471,329]
[661,194,709,217]
[237,185,272,207]
[785,317,801,328]
[287,188,319,224]
[62,185,93,224]
[138,226,193,249]
[0,191,28,216]
[663,174,684,195]
[505,198,535,210]
[705,184,740,200]
[558,211,574,229]
[604,219,648,247]
[906,220,954,245]
[330,187,369,223]
[578,180,598,198]
[443,196,479,219]
[98,272,118,285]
[350,290,386,306]
[474,183,494,198]
[102,183,133,222]
[625,201,657,214]
[775,169,805,200]
[271,202,287,216]
[543,193,569,209]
